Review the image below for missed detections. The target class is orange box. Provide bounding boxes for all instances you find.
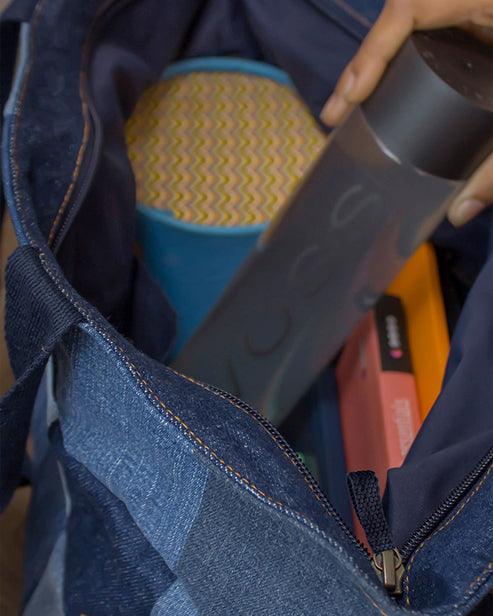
[337,295,421,487]
[336,295,421,547]
[387,243,450,420]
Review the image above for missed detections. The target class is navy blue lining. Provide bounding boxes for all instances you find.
[306,0,381,39]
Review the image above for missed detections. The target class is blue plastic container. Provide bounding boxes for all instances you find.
[136,58,293,354]
[137,205,265,354]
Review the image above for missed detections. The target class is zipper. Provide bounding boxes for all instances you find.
[370,445,493,595]
[372,548,405,596]
[209,380,493,596]
[399,444,493,562]
[50,0,134,252]
[205,382,371,559]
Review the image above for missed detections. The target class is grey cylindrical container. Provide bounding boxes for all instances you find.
[174,28,493,424]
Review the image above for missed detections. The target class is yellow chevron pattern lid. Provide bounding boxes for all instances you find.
[125,64,327,227]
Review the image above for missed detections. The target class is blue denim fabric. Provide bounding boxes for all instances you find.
[19,308,492,615]
[54,325,210,571]
[52,323,393,615]
[22,452,67,607]
[51,423,176,615]
[6,0,102,244]
[23,532,67,616]
[63,324,366,564]
[22,364,69,610]
[151,582,200,616]
[403,462,493,614]
[178,468,399,616]
[1,18,31,244]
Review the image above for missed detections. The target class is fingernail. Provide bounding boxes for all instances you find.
[448,198,485,226]
[341,70,356,97]
[320,94,346,126]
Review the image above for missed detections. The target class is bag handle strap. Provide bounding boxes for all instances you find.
[0,245,82,511]
[1,0,38,226]
[0,0,37,115]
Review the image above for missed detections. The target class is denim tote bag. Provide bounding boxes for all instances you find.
[1,0,492,614]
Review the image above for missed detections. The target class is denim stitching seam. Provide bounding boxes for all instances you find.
[170,368,334,518]
[47,94,91,245]
[199,444,392,604]
[119,347,305,513]
[37,245,336,531]
[466,562,493,594]
[45,0,118,245]
[361,591,394,616]
[10,0,112,249]
[404,462,493,606]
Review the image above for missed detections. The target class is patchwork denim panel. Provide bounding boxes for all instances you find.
[23,532,67,616]
[151,581,200,616]
[54,325,209,569]
[51,423,176,615]
[403,462,493,614]
[84,321,368,565]
[177,468,400,616]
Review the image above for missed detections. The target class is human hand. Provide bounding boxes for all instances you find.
[320,0,493,226]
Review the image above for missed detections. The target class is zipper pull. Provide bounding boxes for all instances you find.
[372,548,405,595]
[347,470,404,596]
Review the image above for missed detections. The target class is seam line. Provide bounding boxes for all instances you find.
[404,462,493,606]
[170,367,334,518]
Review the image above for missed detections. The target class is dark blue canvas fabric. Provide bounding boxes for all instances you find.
[384,250,493,548]
[432,209,493,335]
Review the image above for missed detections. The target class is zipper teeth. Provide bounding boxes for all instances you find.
[210,383,493,566]
[206,383,371,558]
[400,445,493,561]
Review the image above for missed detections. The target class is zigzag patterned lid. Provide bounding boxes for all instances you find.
[125,65,327,227]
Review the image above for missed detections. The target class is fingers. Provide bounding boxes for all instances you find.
[320,0,414,126]
[320,0,493,127]
[447,150,493,226]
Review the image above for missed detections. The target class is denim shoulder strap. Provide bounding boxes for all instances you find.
[0,0,38,224]
[0,245,82,509]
